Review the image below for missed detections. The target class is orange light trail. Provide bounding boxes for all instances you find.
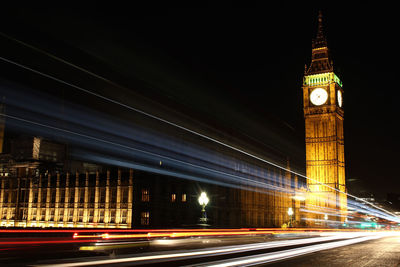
[70,228,376,240]
[0,239,99,246]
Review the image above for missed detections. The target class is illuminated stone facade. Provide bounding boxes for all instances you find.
[303,12,347,225]
[0,130,306,229]
[239,162,305,228]
[0,168,133,228]
[0,161,305,228]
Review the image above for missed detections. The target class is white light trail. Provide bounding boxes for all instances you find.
[2,113,293,193]
[34,232,385,267]
[203,232,396,267]
[0,40,398,221]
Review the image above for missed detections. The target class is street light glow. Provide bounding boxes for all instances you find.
[288,208,294,216]
[198,192,209,206]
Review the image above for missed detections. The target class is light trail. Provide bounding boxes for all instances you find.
[1,38,399,223]
[1,85,296,194]
[0,239,99,246]
[80,230,276,240]
[0,56,356,197]
[5,111,399,224]
[0,227,367,235]
[34,232,381,267]
[201,232,398,267]
[2,113,293,194]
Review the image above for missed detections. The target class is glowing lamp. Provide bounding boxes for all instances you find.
[287,207,294,216]
[198,192,209,223]
[198,192,209,206]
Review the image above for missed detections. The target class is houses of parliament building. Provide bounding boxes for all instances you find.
[0,133,305,229]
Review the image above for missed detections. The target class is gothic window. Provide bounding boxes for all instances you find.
[89,188,95,203]
[41,191,47,203]
[141,189,150,202]
[121,210,127,224]
[58,209,63,221]
[79,190,85,203]
[60,189,65,203]
[110,210,116,222]
[110,188,117,203]
[69,189,75,203]
[68,210,73,222]
[89,209,94,220]
[141,211,150,225]
[100,188,106,203]
[99,210,104,223]
[121,188,128,202]
[51,190,56,203]
[79,210,83,222]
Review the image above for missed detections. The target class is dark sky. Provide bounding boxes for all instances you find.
[1,5,399,199]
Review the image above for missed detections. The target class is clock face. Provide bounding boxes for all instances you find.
[310,88,328,106]
[337,90,343,107]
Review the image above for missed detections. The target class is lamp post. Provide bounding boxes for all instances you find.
[287,207,294,227]
[198,192,209,223]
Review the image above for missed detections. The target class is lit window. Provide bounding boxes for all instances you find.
[141,189,150,202]
[182,193,187,202]
[68,210,73,222]
[141,211,149,225]
[110,210,116,222]
[121,211,127,223]
[171,193,176,202]
[99,210,104,223]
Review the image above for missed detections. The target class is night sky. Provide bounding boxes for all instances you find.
[1,6,400,199]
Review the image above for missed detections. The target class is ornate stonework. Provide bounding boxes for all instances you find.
[303,12,347,226]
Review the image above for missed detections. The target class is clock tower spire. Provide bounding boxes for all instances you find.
[315,11,327,48]
[306,11,333,75]
[302,12,347,226]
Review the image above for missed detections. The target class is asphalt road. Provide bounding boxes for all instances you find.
[2,231,399,266]
[270,235,400,267]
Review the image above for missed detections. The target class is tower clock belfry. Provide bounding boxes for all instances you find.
[303,12,347,225]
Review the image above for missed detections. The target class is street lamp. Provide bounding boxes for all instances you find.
[287,207,294,227]
[198,192,209,223]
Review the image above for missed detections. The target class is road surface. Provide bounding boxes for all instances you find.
[270,235,400,267]
[1,230,399,266]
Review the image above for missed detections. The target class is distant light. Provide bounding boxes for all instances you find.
[292,195,306,201]
[287,208,294,216]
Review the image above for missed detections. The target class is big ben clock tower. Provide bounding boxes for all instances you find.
[303,12,347,225]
